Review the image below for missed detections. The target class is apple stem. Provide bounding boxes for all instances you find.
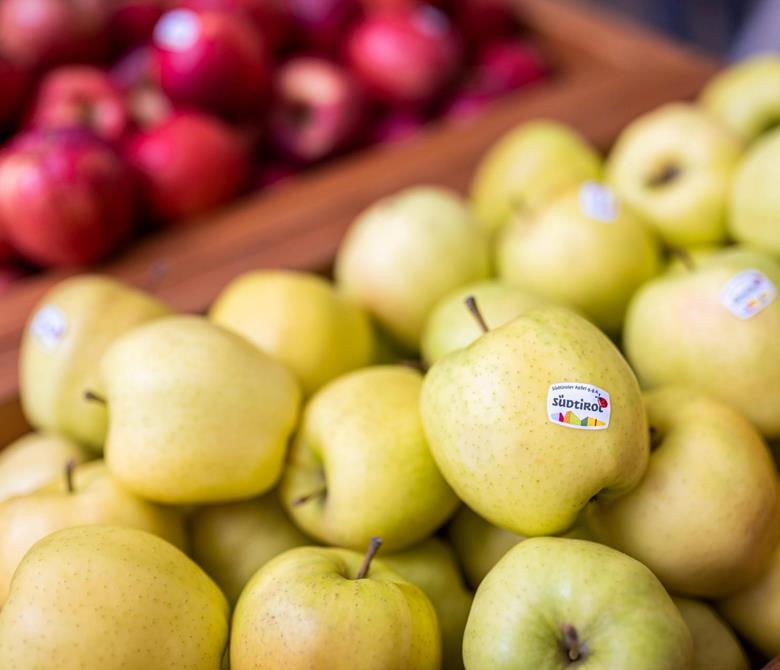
[465,295,490,333]
[647,163,681,188]
[291,489,326,507]
[562,624,582,662]
[356,536,383,579]
[83,390,107,405]
[64,459,76,494]
[669,248,695,272]
[400,359,429,373]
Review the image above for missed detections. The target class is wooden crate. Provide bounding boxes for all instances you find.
[0,0,717,445]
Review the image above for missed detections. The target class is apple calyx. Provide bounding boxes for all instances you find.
[83,390,107,405]
[64,459,77,494]
[355,536,383,580]
[291,489,326,507]
[669,248,696,273]
[465,295,490,333]
[646,163,681,188]
[561,623,586,663]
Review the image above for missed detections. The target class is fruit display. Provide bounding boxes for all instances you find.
[2,52,780,670]
[0,0,548,283]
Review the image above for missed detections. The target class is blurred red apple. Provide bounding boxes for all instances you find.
[27,66,131,144]
[372,111,424,143]
[252,162,296,189]
[0,0,109,69]
[179,0,292,53]
[123,111,249,223]
[0,219,17,264]
[470,40,546,95]
[442,88,489,122]
[0,56,27,128]
[111,47,173,129]
[358,0,453,12]
[0,265,23,293]
[346,7,462,107]
[153,8,271,119]
[0,129,136,267]
[453,0,515,46]
[109,0,167,53]
[288,0,358,54]
[111,46,160,93]
[270,57,364,163]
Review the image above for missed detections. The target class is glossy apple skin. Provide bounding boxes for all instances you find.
[0,57,27,128]
[288,0,359,54]
[153,8,271,119]
[346,7,463,107]
[0,129,136,267]
[27,66,130,145]
[270,57,364,163]
[123,112,249,223]
[179,0,292,53]
[0,0,109,69]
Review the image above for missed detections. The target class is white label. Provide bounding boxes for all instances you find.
[720,269,776,320]
[579,182,618,223]
[30,305,68,351]
[548,382,611,430]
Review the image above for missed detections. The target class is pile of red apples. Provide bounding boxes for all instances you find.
[0,0,547,282]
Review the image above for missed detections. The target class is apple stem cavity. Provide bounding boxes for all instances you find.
[465,295,490,333]
[356,536,383,580]
[64,459,77,494]
[669,247,696,272]
[646,163,681,188]
[561,624,584,663]
[291,489,326,507]
[83,390,107,405]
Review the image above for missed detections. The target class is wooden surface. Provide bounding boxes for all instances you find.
[0,0,717,429]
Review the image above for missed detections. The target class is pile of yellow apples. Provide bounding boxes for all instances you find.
[1,54,780,670]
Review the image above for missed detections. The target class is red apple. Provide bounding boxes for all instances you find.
[111,47,173,129]
[0,129,136,267]
[0,0,109,69]
[123,111,249,223]
[0,56,27,127]
[288,0,358,54]
[346,7,462,107]
[178,0,292,53]
[109,0,167,53]
[0,264,23,293]
[153,7,271,119]
[27,66,130,144]
[372,111,424,143]
[0,218,17,264]
[358,0,452,12]
[252,162,296,189]
[442,88,489,122]
[453,0,516,46]
[470,40,546,95]
[270,57,364,163]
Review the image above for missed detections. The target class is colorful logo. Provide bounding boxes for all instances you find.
[547,382,611,431]
[721,269,776,320]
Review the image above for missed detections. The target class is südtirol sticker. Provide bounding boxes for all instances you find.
[30,305,68,351]
[579,182,618,223]
[720,269,776,320]
[548,382,611,430]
